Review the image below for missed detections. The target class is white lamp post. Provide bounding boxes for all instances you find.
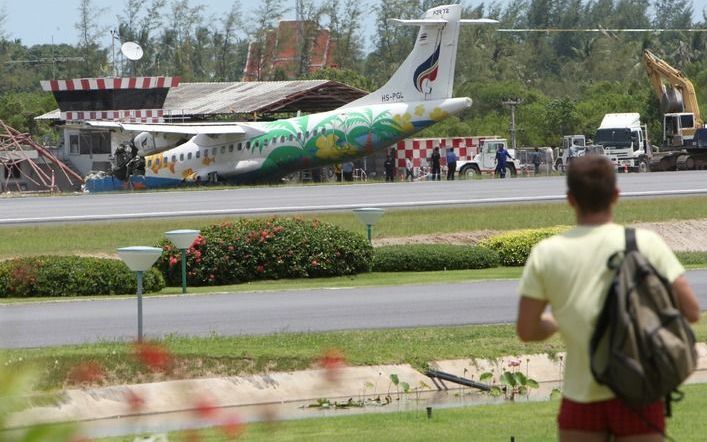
[353,208,385,244]
[164,229,200,294]
[117,246,163,342]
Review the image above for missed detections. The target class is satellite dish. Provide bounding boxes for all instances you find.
[121,42,144,61]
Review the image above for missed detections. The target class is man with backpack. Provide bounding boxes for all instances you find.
[515,156,700,441]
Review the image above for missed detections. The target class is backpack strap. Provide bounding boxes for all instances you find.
[625,227,638,253]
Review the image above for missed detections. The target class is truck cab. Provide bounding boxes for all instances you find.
[555,135,586,173]
[457,139,520,178]
[594,113,651,172]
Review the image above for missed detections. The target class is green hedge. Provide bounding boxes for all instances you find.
[156,217,373,286]
[676,251,707,267]
[372,244,500,272]
[0,256,165,297]
[480,226,570,267]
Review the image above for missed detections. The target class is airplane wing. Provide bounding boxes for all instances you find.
[85,121,263,136]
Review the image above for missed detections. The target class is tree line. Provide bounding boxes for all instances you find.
[0,0,705,147]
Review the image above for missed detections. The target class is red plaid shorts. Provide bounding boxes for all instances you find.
[558,397,665,436]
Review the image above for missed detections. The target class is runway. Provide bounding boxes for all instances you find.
[2,170,707,224]
[2,269,706,348]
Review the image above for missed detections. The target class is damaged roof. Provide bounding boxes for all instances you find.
[36,80,368,121]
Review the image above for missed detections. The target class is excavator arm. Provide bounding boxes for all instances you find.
[643,49,703,127]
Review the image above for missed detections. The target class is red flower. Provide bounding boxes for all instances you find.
[67,361,105,384]
[193,395,218,419]
[169,257,178,267]
[256,265,265,273]
[228,245,235,251]
[133,342,172,372]
[125,389,145,412]
[318,348,346,383]
[311,260,319,267]
[220,414,246,439]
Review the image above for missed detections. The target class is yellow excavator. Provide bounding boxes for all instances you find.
[643,49,707,170]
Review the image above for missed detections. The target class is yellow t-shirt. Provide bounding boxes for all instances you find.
[518,223,685,403]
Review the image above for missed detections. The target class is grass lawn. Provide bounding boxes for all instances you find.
[3,313,706,392]
[1,196,706,259]
[97,382,707,441]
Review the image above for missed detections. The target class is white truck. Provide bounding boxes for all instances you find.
[457,139,521,178]
[594,113,651,172]
[554,135,587,173]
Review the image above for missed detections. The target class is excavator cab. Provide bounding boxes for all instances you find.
[664,113,697,147]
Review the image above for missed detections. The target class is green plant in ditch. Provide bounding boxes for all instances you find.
[480,361,540,401]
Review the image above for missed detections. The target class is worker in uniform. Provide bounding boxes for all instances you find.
[495,145,514,178]
[430,147,441,181]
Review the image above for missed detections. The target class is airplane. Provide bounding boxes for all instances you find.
[84,4,497,192]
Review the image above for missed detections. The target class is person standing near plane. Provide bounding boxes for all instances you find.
[495,145,514,178]
[384,155,395,182]
[405,157,414,181]
[431,147,441,181]
[446,148,458,180]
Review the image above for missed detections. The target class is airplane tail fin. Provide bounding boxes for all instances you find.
[341,5,497,108]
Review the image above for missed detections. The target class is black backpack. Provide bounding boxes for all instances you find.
[590,227,697,410]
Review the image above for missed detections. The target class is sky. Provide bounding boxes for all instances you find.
[3,0,707,48]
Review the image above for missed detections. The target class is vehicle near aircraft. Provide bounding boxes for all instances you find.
[456,138,521,177]
[594,113,651,172]
[554,134,586,173]
[643,49,707,171]
[84,5,497,192]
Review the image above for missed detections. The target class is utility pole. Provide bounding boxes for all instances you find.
[502,98,523,150]
[110,29,121,77]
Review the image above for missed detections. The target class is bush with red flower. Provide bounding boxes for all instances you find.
[156,217,372,286]
[0,256,165,297]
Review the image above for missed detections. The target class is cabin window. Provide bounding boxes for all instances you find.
[246,141,251,150]
[179,153,184,161]
[221,146,226,154]
[255,141,259,148]
[288,134,294,142]
[237,143,242,151]
[321,128,326,135]
[187,152,192,160]
[171,155,176,163]
[280,136,285,143]
[196,151,201,159]
[272,137,277,145]
[155,158,160,166]
[264,139,268,147]
[305,131,310,138]
[212,147,217,156]
[147,159,152,167]
[228,144,233,152]
[163,157,168,165]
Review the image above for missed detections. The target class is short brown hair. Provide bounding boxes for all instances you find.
[566,156,616,213]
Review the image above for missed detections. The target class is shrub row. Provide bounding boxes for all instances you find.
[480,226,570,266]
[156,217,373,286]
[372,244,500,272]
[0,256,165,297]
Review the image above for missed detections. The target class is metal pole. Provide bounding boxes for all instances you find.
[367,224,372,244]
[180,248,187,294]
[137,271,144,343]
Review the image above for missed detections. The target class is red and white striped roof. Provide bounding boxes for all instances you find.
[40,76,180,92]
[61,109,164,124]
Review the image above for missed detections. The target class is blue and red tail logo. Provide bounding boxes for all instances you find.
[413,43,441,93]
